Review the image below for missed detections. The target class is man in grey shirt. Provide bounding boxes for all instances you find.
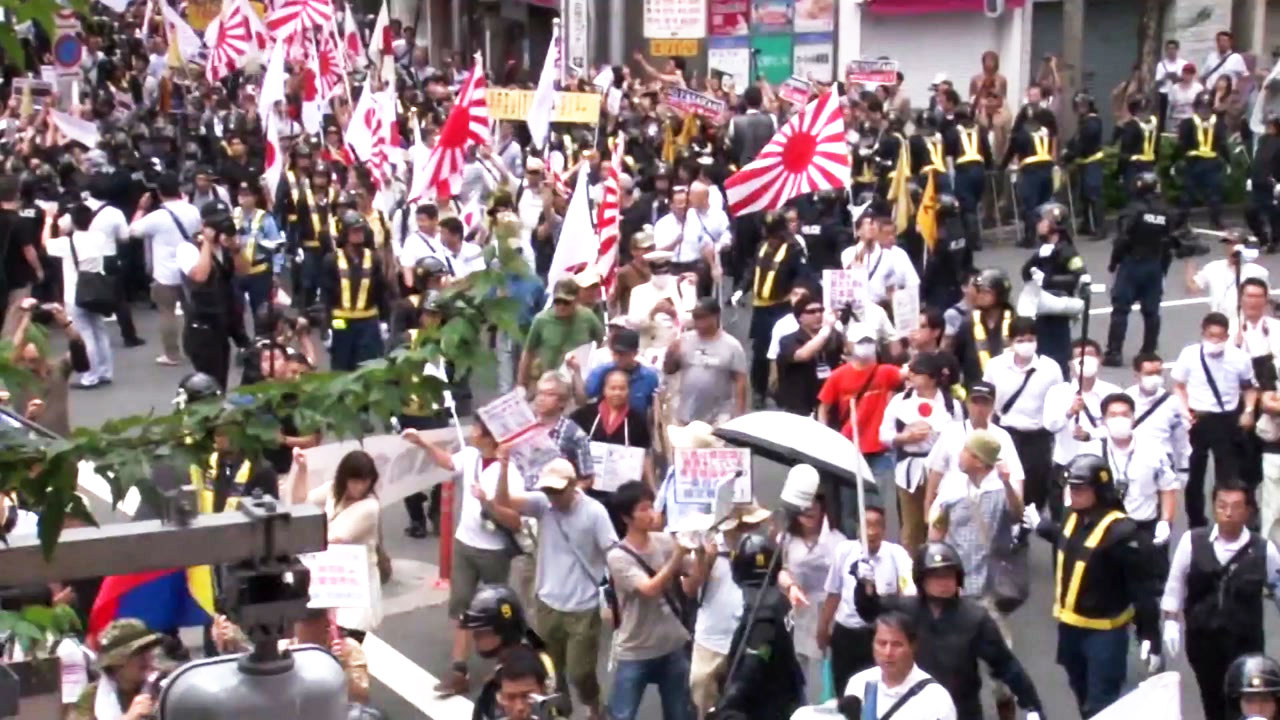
[663,298,748,425]
[495,455,616,720]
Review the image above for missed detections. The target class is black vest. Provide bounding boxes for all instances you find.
[181,242,237,328]
[730,113,776,168]
[1185,528,1267,642]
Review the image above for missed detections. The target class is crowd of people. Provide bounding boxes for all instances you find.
[7,1,1280,718]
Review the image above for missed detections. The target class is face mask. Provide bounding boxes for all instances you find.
[1105,416,1133,440]
[1073,356,1099,378]
[1038,242,1054,258]
[1013,340,1037,359]
[1140,374,1164,393]
[1203,340,1226,356]
[1239,246,1260,263]
[853,341,877,360]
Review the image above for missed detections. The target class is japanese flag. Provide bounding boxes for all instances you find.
[263,109,284,201]
[898,394,952,433]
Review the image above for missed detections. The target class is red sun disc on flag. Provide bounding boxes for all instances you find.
[781,131,818,173]
[264,140,277,170]
[301,68,318,102]
[918,402,933,418]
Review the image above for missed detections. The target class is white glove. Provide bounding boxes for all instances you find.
[380,322,390,342]
[1026,713,1042,720]
[1247,178,1254,192]
[1029,267,1046,286]
[730,289,744,306]
[1139,639,1163,673]
[855,559,875,582]
[322,329,332,350]
[1022,503,1040,530]
[1153,520,1171,546]
[1162,618,1182,659]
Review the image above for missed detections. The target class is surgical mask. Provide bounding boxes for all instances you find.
[1013,340,1037,359]
[1235,244,1260,263]
[1139,374,1164,394]
[1203,340,1226,356]
[1105,416,1133,440]
[1072,356,1099,378]
[1038,242,1054,258]
[853,341,877,360]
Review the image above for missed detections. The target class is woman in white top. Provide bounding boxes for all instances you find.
[844,613,958,720]
[292,448,384,639]
[778,494,847,705]
[46,204,114,388]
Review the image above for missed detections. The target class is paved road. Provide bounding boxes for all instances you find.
[61,229,1280,720]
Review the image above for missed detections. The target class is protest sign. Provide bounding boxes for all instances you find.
[589,442,647,492]
[287,430,459,507]
[487,88,601,123]
[477,391,561,488]
[644,0,708,39]
[778,76,812,106]
[846,59,899,86]
[300,544,371,609]
[893,286,921,334]
[665,86,729,120]
[673,448,751,505]
[822,268,868,311]
[13,79,53,109]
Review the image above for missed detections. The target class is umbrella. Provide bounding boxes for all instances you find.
[713,411,878,493]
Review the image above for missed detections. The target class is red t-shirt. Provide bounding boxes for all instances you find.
[816,363,903,454]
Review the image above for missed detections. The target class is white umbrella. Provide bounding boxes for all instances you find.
[712,411,878,492]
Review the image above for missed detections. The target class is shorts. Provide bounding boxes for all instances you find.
[448,541,513,618]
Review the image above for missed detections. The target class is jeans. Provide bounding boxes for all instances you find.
[1078,162,1104,235]
[1017,164,1053,244]
[1056,624,1128,718]
[608,649,694,720]
[71,307,113,384]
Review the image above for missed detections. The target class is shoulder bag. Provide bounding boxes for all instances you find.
[67,234,117,315]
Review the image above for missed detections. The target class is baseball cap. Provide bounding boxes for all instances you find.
[573,268,602,288]
[552,278,579,301]
[537,458,577,491]
[610,328,641,353]
[967,380,996,401]
[847,323,875,342]
[964,430,1001,467]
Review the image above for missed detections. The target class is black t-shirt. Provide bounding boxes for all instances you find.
[776,328,844,415]
[0,205,44,291]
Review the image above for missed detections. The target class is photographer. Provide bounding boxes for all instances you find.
[128,173,202,366]
[9,299,90,436]
[177,200,250,391]
[67,618,165,720]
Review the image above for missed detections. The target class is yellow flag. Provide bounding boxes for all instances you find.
[916,170,939,252]
[889,140,913,234]
[18,81,32,119]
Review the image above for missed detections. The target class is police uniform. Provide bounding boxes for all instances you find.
[397,294,451,536]
[1176,108,1230,229]
[1115,113,1160,192]
[296,182,340,308]
[746,235,806,402]
[875,129,907,198]
[1020,238,1086,374]
[950,120,993,250]
[1001,120,1057,247]
[1064,109,1106,236]
[1035,457,1160,717]
[1249,128,1280,250]
[233,206,279,336]
[953,306,1013,388]
[191,450,278,514]
[921,196,973,312]
[852,122,885,198]
[321,242,389,371]
[1161,526,1280,720]
[1106,190,1177,362]
[909,128,953,194]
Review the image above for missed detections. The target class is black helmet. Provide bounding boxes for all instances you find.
[1194,91,1214,110]
[1038,201,1070,235]
[1072,91,1096,113]
[1134,171,1160,197]
[460,585,527,656]
[854,191,878,207]
[730,533,779,588]
[1226,654,1280,699]
[340,210,369,234]
[175,372,223,409]
[336,190,359,208]
[913,541,965,591]
[937,193,960,216]
[1063,453,1112,489]
[974,267,1012,304]
[415,255,449,277]
[953,103,973,124]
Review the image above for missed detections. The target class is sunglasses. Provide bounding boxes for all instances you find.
[802,306,824,315]
[553,297,574,305]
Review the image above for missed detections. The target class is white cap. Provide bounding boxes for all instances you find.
[931,72,949,86]
[780,464,820,511]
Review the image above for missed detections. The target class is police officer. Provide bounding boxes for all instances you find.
[1161,480,1280,720]
[179,201,250,391]
[743,212,807,408]
[1175,91,1230,230]
[1063,92,1106,237]
[909,111,952,193]
[398,290,451,539]
[875,113,909,199]
[1246,117,1280,252]
[950,103,993,251]
[1105,171,1177,367]
[294,164,339,310]
[322,212,389,371]
[1022,202,1086,374]
[462,585,570,720]
[950,267,1014,386]
[1001,106,1058,248]
[854,541,1045,720]
[714,533,804,720]
[852,100,886,198]
[1225,654,1280,720]
[920,193,972,313]
[1030,454,1161,717]
[233,182,283,337]
[1114,96,1161,193]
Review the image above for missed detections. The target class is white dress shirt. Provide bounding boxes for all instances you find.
[440,241,487,278]
[653,209,730,264]
[841,243,919,304]
[1171,342,1257,413]
[879,388,965,492]
[1229,315,1280,360]
[398,229,444,269]
[1156,57,1191,94]
[1099,436,1177,523]
[983,352,1064,431]
[59,198,128,256]
[129,200,202,286]
[1161,526,1280,614]
[824,539,916,629]
[1193,259,1269,316]
[1125,382,1192,474]
[1043,378,1123,465]
[926,420,1025,495]
[845,664,958,720]
[1203,50,1249,86]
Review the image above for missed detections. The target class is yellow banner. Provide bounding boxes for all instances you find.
[649,38,699,57]
[487,89,602,123]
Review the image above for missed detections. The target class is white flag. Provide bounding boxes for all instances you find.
[257,39,287,122]
[344,87,379,162]
[546,164,596,287]
[263,109,284,202]
[160,2,205,64]
[526,22,561,151]
[50,110,101,149]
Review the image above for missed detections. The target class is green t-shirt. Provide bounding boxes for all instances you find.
[524,306,604,381]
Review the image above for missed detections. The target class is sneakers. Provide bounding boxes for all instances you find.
[404,523,427,539]
[123,337,147,348]
[156,355,182,366]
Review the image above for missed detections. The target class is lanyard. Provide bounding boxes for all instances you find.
[588,407,629,446]
[1102,439,1134,495]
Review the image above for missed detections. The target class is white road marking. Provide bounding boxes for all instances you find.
[1087,289,1280,316]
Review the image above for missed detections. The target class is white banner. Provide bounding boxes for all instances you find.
[300,543,372,609]
[564,0,589,77]
[707,36,750,93]
[1092,672,1181,719]
[643,0,708,39]
[286,430,460,507]
[590,442,647,492]
[673,448,750,505]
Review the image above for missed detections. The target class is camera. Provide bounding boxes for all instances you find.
[1168,228,1209,259]
[28,303,59,326]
